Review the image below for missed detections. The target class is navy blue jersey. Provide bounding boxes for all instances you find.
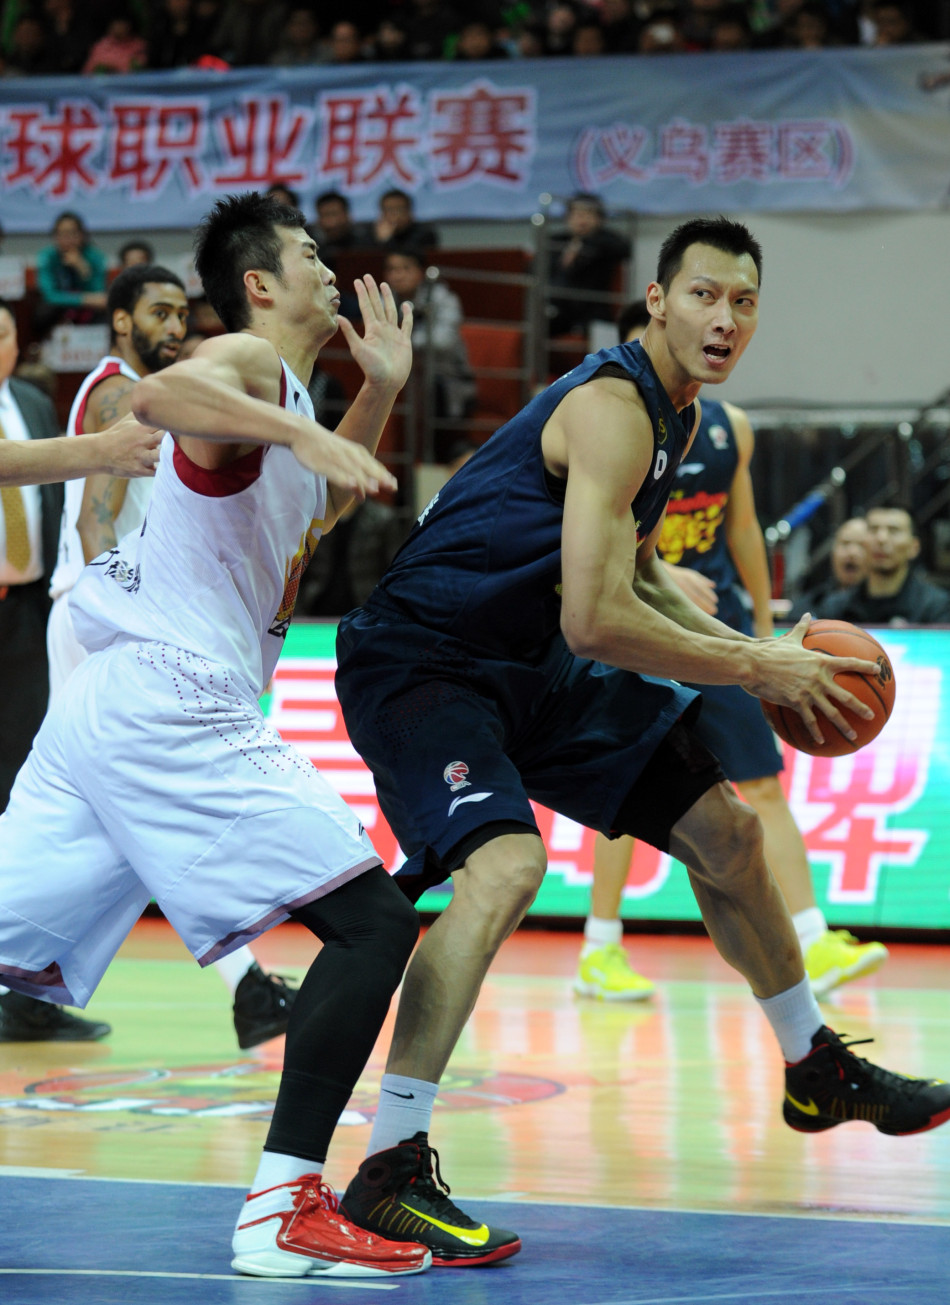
[372,341,694,660]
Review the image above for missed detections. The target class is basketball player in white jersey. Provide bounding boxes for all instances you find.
[41,263,300,1051]
[0,193,427,1279]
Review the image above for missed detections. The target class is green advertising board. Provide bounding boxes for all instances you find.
[265,622,950,929]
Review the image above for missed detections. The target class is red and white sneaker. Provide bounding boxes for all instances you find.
[231,1174,432,1278]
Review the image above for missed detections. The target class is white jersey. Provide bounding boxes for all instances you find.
[70,358,325,695]
[48,354,150,600]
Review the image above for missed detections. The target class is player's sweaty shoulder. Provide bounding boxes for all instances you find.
[188,332,284,404]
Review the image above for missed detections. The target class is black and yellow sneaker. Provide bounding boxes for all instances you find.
[340,1133,521,1267]
[784,1026,950,1136]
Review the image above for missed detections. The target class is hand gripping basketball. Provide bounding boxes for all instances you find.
[760,619,895,758]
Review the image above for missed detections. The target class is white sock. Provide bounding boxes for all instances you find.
[582,915,623,953]
[756,975,824,1063]
[367,1075,439,1155]
[213,946,258,996]
[792,906,827,954]
[249,1150,320,1195]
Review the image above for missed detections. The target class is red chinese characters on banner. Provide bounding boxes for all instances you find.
[318,86,422,189]
[430,81,534,186]
[654,120,710,184]
[575,124,651,188]
[712,119,773,184]
[108,100,206,195]
[214,95,311,188]
[3,100,100,197]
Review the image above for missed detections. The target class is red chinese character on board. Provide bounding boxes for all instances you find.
[573,124,650,191]
[653,119,709,184]
[108,101,206,195]
[785,748,928,902]
[3,100,101,196]
[430,81,534,186]
[318,87,421,188]
[214,95,310,187]
[712,120,774,184]
[776,120,848,182]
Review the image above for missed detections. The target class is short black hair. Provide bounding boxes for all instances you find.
[384,246,425,269]
[193,192,307,332]
[53,210,88,235]
[656,216,762,291]
[119,238,155,263]
[266,181,301,208]
[867,502,917,534]
[380,187,411,206]
[617,299,651,341]
[107,264,186,342]
[316,190,350,211]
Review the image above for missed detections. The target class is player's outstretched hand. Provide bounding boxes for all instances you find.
[97,413,163,478]
[746,613,879,746]
[291,421,397,499]
[337,275,413,393]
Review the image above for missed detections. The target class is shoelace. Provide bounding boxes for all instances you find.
[298,1177,341,1214]
[827,1035,931,1097]
[411,1142,467,1217]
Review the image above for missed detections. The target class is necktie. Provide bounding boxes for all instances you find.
[0,413,32,573]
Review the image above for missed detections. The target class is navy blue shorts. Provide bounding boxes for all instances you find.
[685,586,784,783]
[336,606,698,891]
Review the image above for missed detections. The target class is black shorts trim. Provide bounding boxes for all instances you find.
[608,719,725,853]
[393,821,539,904]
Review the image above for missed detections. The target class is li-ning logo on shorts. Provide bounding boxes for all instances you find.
[444,761,471,792]
[444,760,493,817]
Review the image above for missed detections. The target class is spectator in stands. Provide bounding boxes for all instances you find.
[149,0,218,68]
[322,20,367,64]
[572,19,608,54]
[211,0,288,66]
[403,0,464,60]
[265,181,300,208]
[384,249,476,451]
[34,212,108,339]
[43,0,95,73]
[83,11,148,74]
[638,13,687,52]
[453,19,510,59]
[787,516,869,622]
[709,6,755,50]
[819,505,950,625]
[781,1,838,47]
[546,192,629,337]
[269,6,322,64]
[5,13,55,75]
[372,188,438,254]
[597,0,641,52]
[310,191,373,261]
[367,15,410,61]
[681,0,731,50]
[868,1,923,43]
[542,1,580,55]
[118,239,155,268]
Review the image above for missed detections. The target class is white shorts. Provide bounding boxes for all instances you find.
[46,591,87,700]
[0,640,380,1007]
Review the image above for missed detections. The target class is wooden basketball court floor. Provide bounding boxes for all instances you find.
[1,920,949,1304]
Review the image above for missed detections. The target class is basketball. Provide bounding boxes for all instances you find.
[760,619,896,758]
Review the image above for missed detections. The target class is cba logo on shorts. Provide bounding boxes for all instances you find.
[444,761,471,792]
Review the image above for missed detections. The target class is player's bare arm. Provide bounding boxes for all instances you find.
[0,417,161,487]
[549,379,877,742]
[325,275,412,527]
[77,374,137,562]
[131,333,397,500]
[721,402,773,638]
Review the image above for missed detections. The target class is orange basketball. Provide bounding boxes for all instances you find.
[760,619,896,758]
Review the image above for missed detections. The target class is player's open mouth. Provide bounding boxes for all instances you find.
[703,344,731,364]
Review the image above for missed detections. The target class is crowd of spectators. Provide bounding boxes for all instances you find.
[0,0,943,78]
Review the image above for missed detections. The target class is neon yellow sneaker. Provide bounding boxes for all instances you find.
[805,929,889,997]
[573,944,655,1002]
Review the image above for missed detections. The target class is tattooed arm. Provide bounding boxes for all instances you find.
[76,374,136,563]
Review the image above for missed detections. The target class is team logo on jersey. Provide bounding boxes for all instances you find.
[444,761,471,792]
[657,415,668,445]
[269,518,323,639]
[708,423,729,450]
[418,491,439,526]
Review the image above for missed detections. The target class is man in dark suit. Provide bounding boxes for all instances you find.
[0,297,110,1042]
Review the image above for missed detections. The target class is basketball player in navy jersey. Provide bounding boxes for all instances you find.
[334,217,950,1264]
[575,302,887,1002]
[0,194,431,1280]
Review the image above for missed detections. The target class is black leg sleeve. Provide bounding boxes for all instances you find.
[263,865,419,1164]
